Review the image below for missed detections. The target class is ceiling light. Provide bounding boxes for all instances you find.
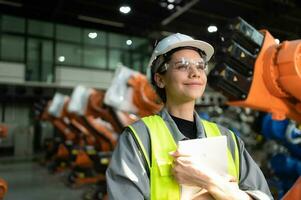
[167,4,175,10]
[126,39,132,46]
[58,56,65,62]
[208,25,218,33]
[119,6,131,14]
[88,32,97,39]
[167,0,175,3]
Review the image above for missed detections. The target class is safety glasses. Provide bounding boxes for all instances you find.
[163,57,207,73]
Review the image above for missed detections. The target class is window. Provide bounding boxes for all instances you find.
[56,42,82,66]
[1,35,24,62]
[109,49,130,70]
[131,37,148,51]
[27,39,53,82]
[2,15,25,33]
[83,46,106,69]
[28,20,54,38]
[56,24,81,42]
[142,56,149,74]
[41,41,53,82]
[83,29,106,46]
[27,39,39,81]
[0,15,152,80]
[108,33,130,49]
[132,53,142,71]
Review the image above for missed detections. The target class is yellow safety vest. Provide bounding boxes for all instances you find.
[129,115,240,200]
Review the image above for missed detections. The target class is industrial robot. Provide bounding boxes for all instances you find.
[0,125,8,200]
[208,17,301,200]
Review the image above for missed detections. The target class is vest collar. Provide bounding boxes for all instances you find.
[158,108,206,142]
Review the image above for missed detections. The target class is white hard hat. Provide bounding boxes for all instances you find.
[148,33,214,71]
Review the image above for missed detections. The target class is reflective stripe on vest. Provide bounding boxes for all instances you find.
[128,115,240,200]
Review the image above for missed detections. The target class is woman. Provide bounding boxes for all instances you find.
[106,33,273,200]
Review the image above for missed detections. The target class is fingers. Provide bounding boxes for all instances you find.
[192,191,215,200]
[174,156,186,163]
[169,149,190,158]
[169,151,178,157]
[223,174,237,183]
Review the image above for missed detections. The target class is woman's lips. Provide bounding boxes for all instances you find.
[184,82,203,86]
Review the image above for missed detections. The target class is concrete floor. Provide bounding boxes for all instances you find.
[0,161,88,200]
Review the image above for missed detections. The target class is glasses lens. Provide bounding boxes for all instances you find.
[195,61,207,70]
[173,60,189,71]
[171,58,207,71]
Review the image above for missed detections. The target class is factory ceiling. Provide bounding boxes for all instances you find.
[0,0,300,45]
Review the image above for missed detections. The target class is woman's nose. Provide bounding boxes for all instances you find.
[188,65,201,78]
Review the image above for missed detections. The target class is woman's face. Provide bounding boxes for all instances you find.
[155,49,207,104]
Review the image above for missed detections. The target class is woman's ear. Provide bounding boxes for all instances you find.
[154,73,165,88]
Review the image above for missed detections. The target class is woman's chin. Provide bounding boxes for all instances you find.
[181,94,203,102]
[187,92,204,100]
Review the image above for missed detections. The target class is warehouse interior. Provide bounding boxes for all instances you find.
[0,0,301,199]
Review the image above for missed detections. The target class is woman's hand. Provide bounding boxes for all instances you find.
[170,150,253,200]
[192,191,215,200]
[170,150,221,188]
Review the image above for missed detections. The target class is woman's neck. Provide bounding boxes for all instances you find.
[165,100,195,121]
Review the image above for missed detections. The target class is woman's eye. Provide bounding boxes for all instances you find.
[177,65,189,70]
[196,62,206,70]
[196,65,204,70]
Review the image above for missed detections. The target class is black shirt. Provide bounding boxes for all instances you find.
[170,114,197,139]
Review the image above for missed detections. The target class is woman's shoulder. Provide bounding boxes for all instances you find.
[201,119,243,143]
[201,119,235,136]
[124,118,151,140]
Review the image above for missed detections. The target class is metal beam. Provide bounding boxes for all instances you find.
[78,15,125,28]
[161,0,199,26]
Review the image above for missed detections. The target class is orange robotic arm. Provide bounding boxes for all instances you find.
[208,16,301,200]
[0,125,7,139]
[127,74,163,117]
[208,17,301,123]
[0,178,8,200]
[0,125,8,199]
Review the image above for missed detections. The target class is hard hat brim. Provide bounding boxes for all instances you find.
[148,39,214,68]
